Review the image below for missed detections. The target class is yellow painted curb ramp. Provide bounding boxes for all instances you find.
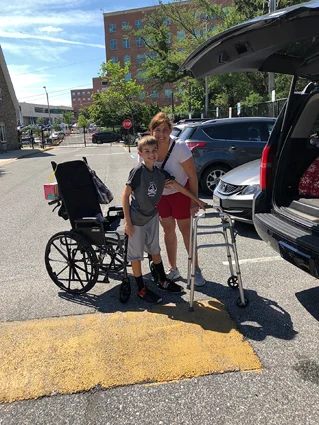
[0,299,261,403]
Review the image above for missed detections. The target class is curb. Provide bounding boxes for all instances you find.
[0,147,55,166]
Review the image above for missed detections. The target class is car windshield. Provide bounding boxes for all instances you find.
[171,127,182,137]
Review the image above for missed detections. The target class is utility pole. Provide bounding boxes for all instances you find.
[268,0,276,96]
[43,86,52,127]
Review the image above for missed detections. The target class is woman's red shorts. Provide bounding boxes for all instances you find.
[156,181,191,220]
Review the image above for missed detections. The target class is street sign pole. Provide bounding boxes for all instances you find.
[122,119,133,153]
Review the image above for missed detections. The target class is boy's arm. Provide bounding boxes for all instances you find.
[170,180,207,210]
[121,185,134,237]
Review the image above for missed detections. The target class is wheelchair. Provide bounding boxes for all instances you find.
[44,158,159,304]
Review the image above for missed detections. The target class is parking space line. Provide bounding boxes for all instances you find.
[222,256,282,266]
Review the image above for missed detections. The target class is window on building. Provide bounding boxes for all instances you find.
[0,124,6,142]
[123,55,130,65]
[137,71,145,82]
[138,91,145,100]
[125,73,132,82]
[72,98,75,102]
[122,37,130,49]
[96,89,100,93]
[110,39,117,50]
[150,90,158,99]
[82,91,86,95]
[136,54,146,65]
[147,51,158,60]
[87,91,91,95]
[110,56,118,63]
[177,31,185,39]
[101,81,107,86]
[78,98,81,101]
[165,89,172,99]
[102,87,107,92]
[122,21,129,30]
[136,37,145,47]
[77,91,80,95]
[135,19,143,29]
[163,17,171,25]
[109,23,116,32]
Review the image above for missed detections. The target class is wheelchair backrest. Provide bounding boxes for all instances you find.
[53,160,102,228]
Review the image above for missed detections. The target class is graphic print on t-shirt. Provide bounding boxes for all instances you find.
[148,181,157,197]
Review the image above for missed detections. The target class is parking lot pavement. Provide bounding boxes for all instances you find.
[0,147,54,165]
[1,143,319,423]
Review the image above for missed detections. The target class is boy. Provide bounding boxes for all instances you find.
[122,135,206,303]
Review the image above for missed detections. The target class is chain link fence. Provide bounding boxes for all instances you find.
[209,98,287,119]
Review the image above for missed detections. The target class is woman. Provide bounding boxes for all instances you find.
[148,112,205,286]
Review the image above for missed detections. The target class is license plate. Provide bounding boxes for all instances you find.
[213,195,220,207]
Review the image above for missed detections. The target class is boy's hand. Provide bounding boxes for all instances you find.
[124,222,134,237]
[190,202,199,217]
[197,200,207,210]
[164,179,174,188]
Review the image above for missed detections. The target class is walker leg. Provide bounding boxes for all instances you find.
[187,216,194,291]
[189,217,198,312]
[229,226,247,306]
[222,223,235,277]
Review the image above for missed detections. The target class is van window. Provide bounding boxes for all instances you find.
[179,127,196,141]
[203,125,228,140]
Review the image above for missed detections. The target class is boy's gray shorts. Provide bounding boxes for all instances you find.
[127,214,160,261]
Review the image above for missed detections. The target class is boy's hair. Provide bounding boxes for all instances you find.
[149,112,173,133]
[138,135,158,152]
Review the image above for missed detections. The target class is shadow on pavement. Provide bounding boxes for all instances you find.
[234,221,261,240]
[58,274,297,342]
[295,286,319,322]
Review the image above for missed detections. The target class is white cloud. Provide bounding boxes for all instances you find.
[0,30,104,49]
[38,26,63,33]
[1,42,70,62]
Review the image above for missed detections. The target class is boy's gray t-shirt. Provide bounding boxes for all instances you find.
[126,164,174,226]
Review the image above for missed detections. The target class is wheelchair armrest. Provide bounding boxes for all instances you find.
[107,206,124,219]
[108,206,123,212]
[75,217,101,225]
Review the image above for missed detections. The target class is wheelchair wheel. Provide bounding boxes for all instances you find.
[119,277,131,304]
[45,231,99,294]
[227,275,239,289]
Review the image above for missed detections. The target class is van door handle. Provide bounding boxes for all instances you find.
[230,146,237,150]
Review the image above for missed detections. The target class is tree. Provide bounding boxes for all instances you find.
[77,114,90,130]
[92,61,144,134]
[36,117,45,126]
[62,111,74,131]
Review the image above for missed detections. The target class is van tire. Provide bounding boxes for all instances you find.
[201,164,230,194]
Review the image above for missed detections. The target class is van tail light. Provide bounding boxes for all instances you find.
[186,141,207,152]
[260,145,275,190]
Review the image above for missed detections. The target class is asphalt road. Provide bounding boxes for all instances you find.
[0,142,318,424]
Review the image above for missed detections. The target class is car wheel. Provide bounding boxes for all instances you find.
[201,165,230,195]
[96,139,102,144]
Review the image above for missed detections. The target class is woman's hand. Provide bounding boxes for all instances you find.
[197,200,207,210]
[124,222,134,237]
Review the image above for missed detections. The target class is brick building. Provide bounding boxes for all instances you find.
[71,77,107,116]
[103,1,230,107]
[0,46,20,151]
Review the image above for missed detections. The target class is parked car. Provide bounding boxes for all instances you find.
[92,131,121,144]
[181,1,319,279]
[213,159,260,223]
[178,117,275,194]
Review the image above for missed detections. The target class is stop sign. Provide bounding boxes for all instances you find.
[122,119,132,129]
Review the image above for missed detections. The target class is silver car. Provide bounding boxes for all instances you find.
[213,159,260,224]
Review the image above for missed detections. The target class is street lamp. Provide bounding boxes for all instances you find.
[43,86,52,127]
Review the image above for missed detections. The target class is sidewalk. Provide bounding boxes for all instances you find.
[0,146,54,166]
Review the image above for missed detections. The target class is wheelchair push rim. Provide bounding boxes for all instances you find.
[45,231,99,294]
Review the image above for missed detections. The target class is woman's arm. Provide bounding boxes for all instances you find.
[121,185,134,237]
[180,156,200,215]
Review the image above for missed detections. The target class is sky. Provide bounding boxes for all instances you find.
[1,0,158,108]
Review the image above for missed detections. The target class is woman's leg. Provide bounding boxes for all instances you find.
[159,216,177,269]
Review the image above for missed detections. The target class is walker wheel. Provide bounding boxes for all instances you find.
[150,261,160,283]
[119,277,131,304]
[237,296,249,308]
[227,275,239,289]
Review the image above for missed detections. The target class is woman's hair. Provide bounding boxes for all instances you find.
[138,135,158,152]
[149,112,173,132]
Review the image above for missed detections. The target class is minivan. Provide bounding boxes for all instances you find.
[181,1,319,279]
